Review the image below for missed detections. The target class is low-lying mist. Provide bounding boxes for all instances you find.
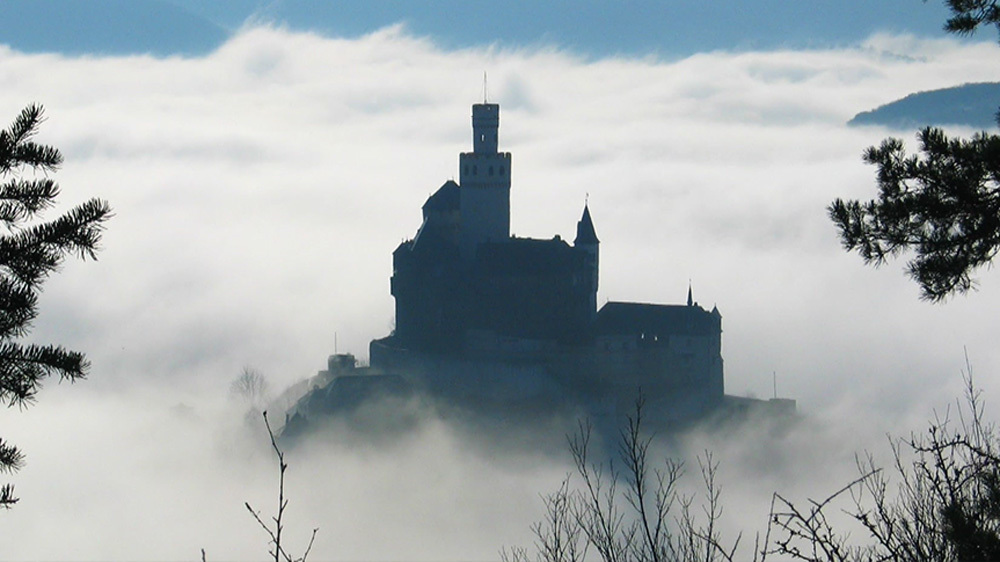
[2,369,966,560]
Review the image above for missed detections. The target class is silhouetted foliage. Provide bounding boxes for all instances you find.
[516,372,1000,562]
[503,397,755,562]
[0,104,111,508]
[769,363,1000,561]
[831,1,1000,301]
[829,128,1000,301]
[943,0,1000,36]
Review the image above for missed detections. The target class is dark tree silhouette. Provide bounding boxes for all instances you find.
[768,366,1000,562]
[830,1,1000,301]
[0,104,111,507]
[942,0,1000,36]
[829,129,1000,301]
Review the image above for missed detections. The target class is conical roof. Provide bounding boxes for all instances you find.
[575,204,599,245]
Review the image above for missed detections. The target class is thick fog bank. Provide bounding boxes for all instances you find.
[1,374,973,560]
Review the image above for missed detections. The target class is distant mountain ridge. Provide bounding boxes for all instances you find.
[849,82,1000,130]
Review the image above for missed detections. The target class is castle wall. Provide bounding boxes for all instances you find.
[369,337,575,416]
[371,332,724,423]
[547,334,724,422]
[390,251,467,351]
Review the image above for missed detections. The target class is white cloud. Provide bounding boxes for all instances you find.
[1,25,999,559]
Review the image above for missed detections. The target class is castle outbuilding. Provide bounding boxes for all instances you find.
[369,101,726,421]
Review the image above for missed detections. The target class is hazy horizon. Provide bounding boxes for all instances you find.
[1,19,999,560]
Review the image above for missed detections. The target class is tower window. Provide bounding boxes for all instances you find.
[499,166,505,175]
[464,165,469,175]
[489,166,494,176]
[473,165,478,175]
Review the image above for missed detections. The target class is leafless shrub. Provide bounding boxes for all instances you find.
[506,397,757,562]
[231,366,271,413]
[769,355,1000,562]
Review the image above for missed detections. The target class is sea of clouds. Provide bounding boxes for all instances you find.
[1,25,999,560]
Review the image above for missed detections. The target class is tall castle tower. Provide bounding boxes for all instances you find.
[459,103,512,259]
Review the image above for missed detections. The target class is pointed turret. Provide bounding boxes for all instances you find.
[575,204,599,245]
[687,283,693,307]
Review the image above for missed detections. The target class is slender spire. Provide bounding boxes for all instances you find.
[483,71,488,103]
[575,203,599,245]
[687,281,693,307]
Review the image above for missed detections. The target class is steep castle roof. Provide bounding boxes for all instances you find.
[575,204,599,245]
[422,180,460,213]
[595,301,720,337]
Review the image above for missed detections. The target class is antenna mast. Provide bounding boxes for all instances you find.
[483,71,488,103]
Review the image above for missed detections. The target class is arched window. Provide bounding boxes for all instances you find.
[473,165,478,175]
[489,166,494,176]
[499,166,505,175]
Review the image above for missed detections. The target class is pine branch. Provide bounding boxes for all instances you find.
[0,197,112,288]
[830,127,1000,301]
[0,483,18,508]
[6,106,44,146]
[0,276,39,339]
[0,437,24,473]
[0,438,23,508]
[944,0,1000,36]
[0,342,88,407]
[0,178,59,227]
[20,198,112,260]
[0,105,61,173]
[0,104,106,511]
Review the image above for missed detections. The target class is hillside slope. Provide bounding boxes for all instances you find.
[849,82,1000,130]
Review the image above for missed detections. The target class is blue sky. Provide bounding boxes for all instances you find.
[0,0,970,57]
[172,0,961,55]
[173,0,964,56]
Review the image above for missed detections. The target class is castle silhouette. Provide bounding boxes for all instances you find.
[364,101,726,422]
[281,100,798,438]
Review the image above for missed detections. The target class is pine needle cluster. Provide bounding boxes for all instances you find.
[832,0,1000,301]
[0,104,111,507]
